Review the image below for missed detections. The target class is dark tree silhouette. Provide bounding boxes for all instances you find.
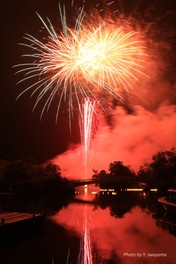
[43,163,61,178]
[92,169,108,182]
[137,148,176,188]
[0,159,74,197]
[109,161,135,178]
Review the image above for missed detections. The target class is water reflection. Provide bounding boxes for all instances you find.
[77,206,103,264]
[157,215,176,237]
[0,192,73,216]
[48,186,176,264]
[1,186,176,264]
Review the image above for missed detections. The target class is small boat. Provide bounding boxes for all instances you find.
[158,189,176,214]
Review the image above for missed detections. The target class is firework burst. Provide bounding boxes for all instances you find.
[14,4,147,123]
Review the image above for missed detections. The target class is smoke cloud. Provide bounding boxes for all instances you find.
[52,103,176,179]
[51,3,176,180]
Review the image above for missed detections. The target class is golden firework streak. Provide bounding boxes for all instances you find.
[14,4,147,123]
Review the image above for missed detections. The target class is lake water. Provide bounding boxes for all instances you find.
[1,185,176,264]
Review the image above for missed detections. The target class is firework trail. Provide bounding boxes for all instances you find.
[14,4,147,124]
[14,3,148,180]
[79,98,96,174]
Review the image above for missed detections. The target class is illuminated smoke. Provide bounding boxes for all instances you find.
[52,104,176,179]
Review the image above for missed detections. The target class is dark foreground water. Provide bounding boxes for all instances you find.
[0,185,176,264]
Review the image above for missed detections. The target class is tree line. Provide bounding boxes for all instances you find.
[0,147,175,194]
[92,148,176,190]
[0,160,74,197]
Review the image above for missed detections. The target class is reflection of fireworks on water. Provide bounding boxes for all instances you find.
[77,217,93,264]
[77,206,103,264]
[14,4,147,123]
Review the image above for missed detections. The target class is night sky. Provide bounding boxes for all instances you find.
[0,0,176,168]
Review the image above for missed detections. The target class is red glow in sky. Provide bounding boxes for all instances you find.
[0,0,176,164]
[52,104,176,179]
